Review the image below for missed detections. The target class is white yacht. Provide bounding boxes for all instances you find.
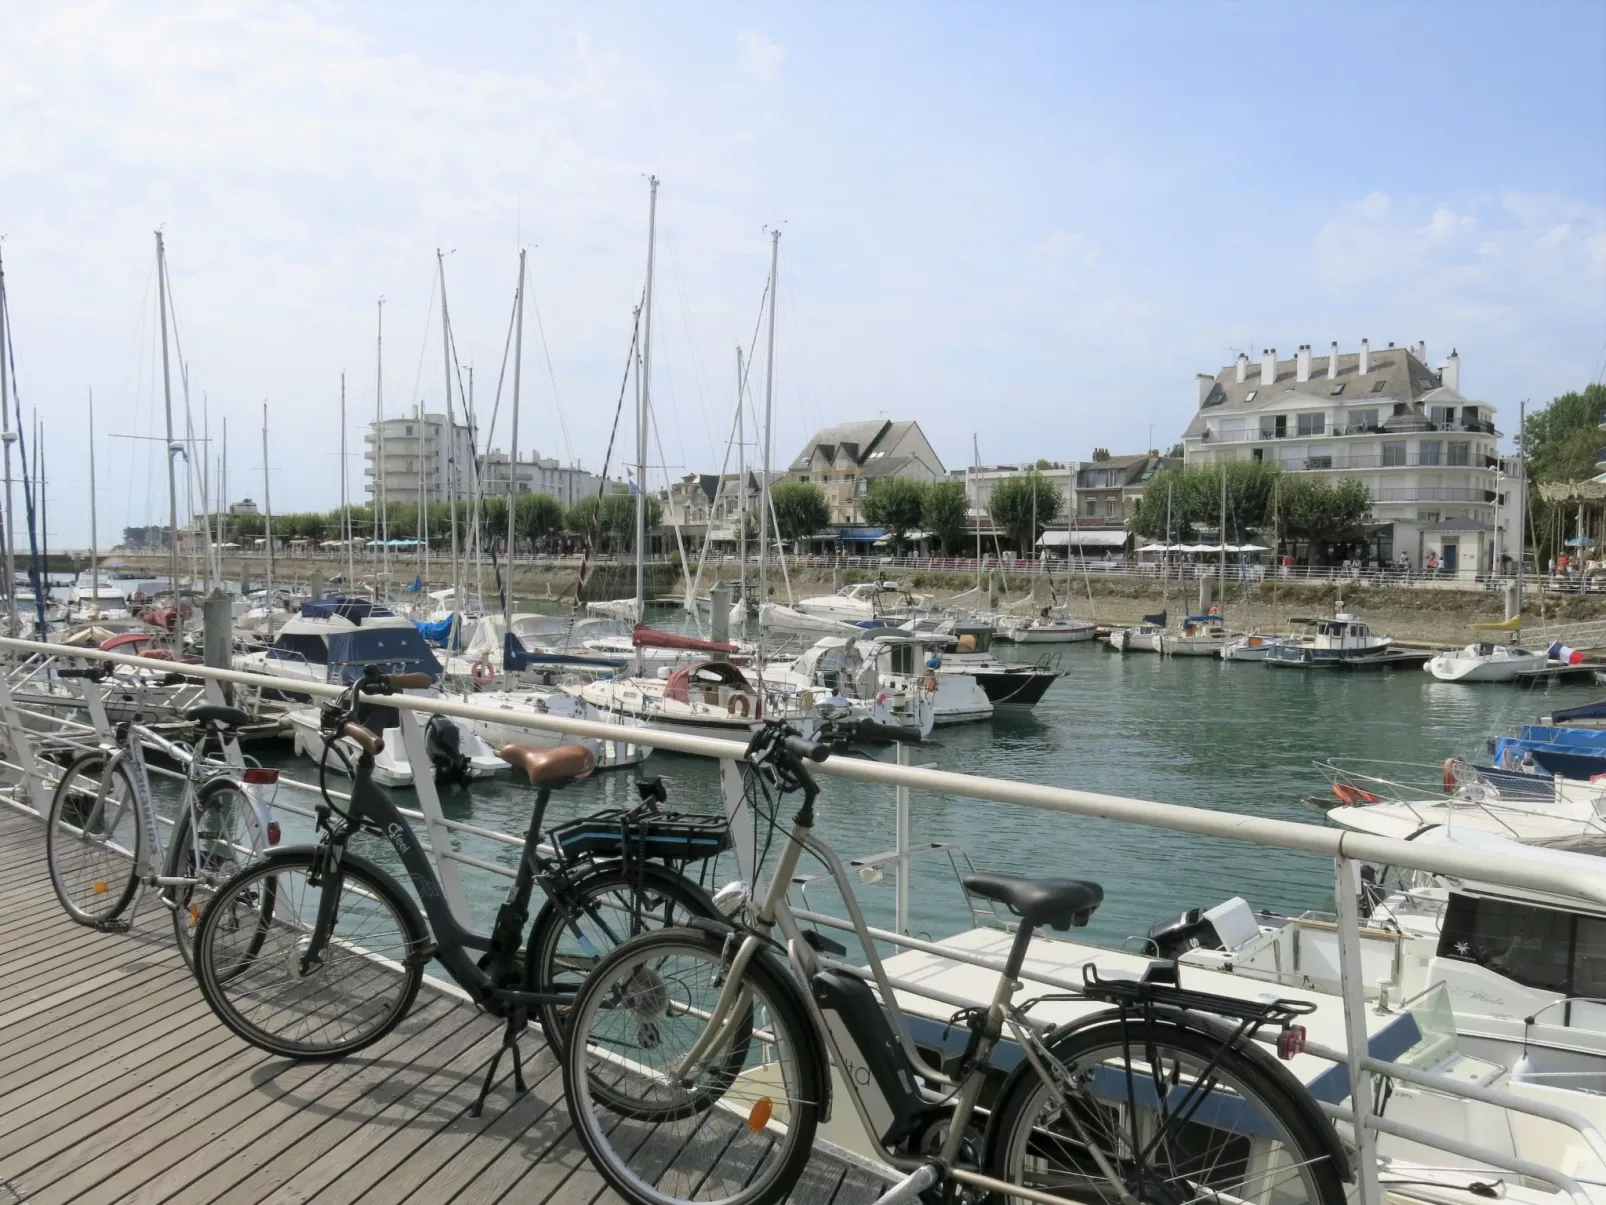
[1426,642,1548,683]
[994,611,1097,643]
[1158,613,1229,656]
[1220,632,1290,661]
[67,582,133,622]
[750,636,935,738]
[863,631,993,724]
[792,580,920,624]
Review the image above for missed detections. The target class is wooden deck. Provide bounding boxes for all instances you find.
[0,808,885,1205]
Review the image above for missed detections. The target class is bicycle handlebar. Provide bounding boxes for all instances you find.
[783,734,829,764]
[56,666,108,680]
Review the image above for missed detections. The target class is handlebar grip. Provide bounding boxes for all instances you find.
[385,672,434,690]
[56,667,108,680]
[783,735,829,764]
[852,721,923,745]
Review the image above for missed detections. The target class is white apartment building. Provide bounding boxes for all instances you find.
[479,451,601,508]
[1181,341,1501,574]
[363,412,477,507]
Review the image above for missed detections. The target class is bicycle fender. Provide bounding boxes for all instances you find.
[257,844,431,952]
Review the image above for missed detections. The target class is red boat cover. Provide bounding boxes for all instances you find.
[99,632,155,652]
[663,660,749,703]
[632,624,736,654]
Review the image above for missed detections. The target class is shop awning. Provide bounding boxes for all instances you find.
[1039,530,1127,548]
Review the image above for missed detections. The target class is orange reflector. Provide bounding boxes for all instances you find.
[747,1097,773,1132]
[189,904,200,925]
[93,881,109,894]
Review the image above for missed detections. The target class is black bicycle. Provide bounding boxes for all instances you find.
[192,664,732,1114]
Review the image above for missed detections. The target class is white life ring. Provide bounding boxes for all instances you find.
[471,658,495,688]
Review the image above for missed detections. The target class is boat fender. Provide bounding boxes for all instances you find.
[727,694,751,717]
[471,658,495,688]
[918,669,939,694]
[1442,758,1458,794]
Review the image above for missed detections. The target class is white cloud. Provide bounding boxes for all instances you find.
[737,31,784,83]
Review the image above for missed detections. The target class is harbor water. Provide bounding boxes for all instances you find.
[256,628,1606,952]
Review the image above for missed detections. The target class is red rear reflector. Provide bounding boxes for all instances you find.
[267,822,282,846]
[1277,1025,1306,1060]
[243,767,279,785]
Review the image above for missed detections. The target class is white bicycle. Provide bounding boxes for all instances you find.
[45,675,279,970]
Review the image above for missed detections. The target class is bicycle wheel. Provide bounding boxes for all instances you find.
[987,1017,1349,1205]
[165,778,270,971]
[194,851,426,1058]
[562,927,820,1205]
[525,862,722,1057]
[45,752,143,925]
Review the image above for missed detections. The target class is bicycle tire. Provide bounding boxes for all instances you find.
[194,850,426,1059]
[165,777,270,972]
[45,752,143,926]
[986,1016,1348,1205]
[562,926,818,1205]
[524,861,723,1057]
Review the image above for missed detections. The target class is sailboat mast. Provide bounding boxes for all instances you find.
[262,402,275,636]
[341,373,353,586]
[155,232,180,601]
[0,245,15,636]
[1515,400,1526,607]
[438,250,461,614]
[377,298,388,584]
[505,250,526,631]
[418,402,427,583]
[973,433,982,592]
[89,391,98,605]
[636,177,659,623]
[37,422,47,622]
[469,365,483,607]
[757,228,779,614]
[1219,463,1227,593]
[736,346,746,607]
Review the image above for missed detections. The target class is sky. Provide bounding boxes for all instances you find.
[1,1,1602,547]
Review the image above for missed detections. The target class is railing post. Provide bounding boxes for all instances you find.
[396,708,473,929]
[895,741,911,935]
[721,756,758,886]
[0,667,41,811]
[1335,856,1383,1205]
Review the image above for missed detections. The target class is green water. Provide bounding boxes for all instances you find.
[254,638,1603,953]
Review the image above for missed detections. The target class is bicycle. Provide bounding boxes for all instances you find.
[560,719,1353,1205]
[45,667,278,972]
[191,663,733,1116]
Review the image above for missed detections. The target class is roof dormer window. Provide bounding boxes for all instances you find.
[1243,390,1257,403]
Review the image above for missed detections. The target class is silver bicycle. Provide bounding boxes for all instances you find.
[560,720,1351,1205]
[45,677,278,970]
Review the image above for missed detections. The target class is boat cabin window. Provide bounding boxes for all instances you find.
[1349,624,1368,638]
[955,629,991,653]
[267,633,327,664]
[1436,893,1606,995]
[887,643,916,676]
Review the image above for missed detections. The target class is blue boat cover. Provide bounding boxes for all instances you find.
[299,597,396,623]
[413,615,457,647]
[1551,700,1606,724]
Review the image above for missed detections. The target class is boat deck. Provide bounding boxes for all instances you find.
[0,807,884,1205]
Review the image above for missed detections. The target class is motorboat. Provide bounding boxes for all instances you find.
[1264,612,1397,668]
[861,631,992,725]
[931,619,1057,708]
[574,659,820,738]
[286,704,505,789]
[993,611,1096,643]
[1220,632,1289,661]
[67,582,134,623]
[585,598,639,621]
[1157,614,1228,657]
[751,636,934,738]
[1107,612,1166,653]
[792,580,920,624]
[1426,642,1548,683]
[759,602,863,637]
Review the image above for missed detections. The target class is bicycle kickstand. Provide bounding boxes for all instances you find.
[471,1012,529,1118]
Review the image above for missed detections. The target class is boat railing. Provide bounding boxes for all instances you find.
[4,633,1606,1203]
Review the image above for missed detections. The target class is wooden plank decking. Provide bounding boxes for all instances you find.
[0,808,885,1205]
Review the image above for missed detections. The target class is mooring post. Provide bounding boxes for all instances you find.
[709,583,731,660]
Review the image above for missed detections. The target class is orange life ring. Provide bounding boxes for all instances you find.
[1442,758,1458,794]
[471,658,495,688]
[727,694,751,717]
[918,670,939,694]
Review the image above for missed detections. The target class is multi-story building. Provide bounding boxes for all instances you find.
[363,411,477,507]
[228,498,260,516]
[1181,341,1498,572]
[1074,452,1178,524]
[478,451,602,508]
[786,420,947,525]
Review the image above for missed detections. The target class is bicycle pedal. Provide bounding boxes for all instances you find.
[95,919,132,934]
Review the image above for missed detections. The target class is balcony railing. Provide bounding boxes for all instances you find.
[1265,452,1499,472]
[1197,418,1498,445]
[1374,487,1498,503]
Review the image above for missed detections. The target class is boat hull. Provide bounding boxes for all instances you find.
[967,670,1055,707]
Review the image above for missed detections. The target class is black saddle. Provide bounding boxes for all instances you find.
[185,704,253,729]
[964,873,1103,931]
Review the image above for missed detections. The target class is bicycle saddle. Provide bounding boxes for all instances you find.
[498,743,596,788]
[963,873,1103,931]
[185,704,253,729]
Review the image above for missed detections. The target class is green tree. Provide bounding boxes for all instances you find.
[516,493,565,544]
[564,495,601,537]
[1279,476,1373,558]
[921,480,970,554]
[1132,460,1280,541]
[1520,384,1606,484]
[596,493,663,551]
[987,471,1061,552]
[769,482,830,544]
[862,477,928,553]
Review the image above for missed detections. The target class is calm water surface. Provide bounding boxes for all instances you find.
[259,627,1600,952]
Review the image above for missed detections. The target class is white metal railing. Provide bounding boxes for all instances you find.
[3,634,1603,1202]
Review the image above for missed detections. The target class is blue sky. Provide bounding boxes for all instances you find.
[1,1,1602,546]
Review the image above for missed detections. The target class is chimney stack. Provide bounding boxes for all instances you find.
[1235,352,1248,384]
[1295,344,1311,383]
[1439,349,1461,393]
[1260,348,1276,387]
[1418,340,1427,365]
[1359,338,1371,375]
[1328,341,1340,380]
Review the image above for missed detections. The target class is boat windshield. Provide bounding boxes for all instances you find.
[572,617,631,641]
[267,633,328,664]
[325,627,439,683]
[1394,982,1461,1070]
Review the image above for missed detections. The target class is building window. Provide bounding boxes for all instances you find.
[799,475,809,483]
[1347,408,1379,431]
[1371,380,1388,393]
[1104,501,1118,517]
[1296,413,1325,437]
[1243,389,1257,404]
[406,424,414,435]
[1429,406,1453,427]
[1251,448,1264,461]
[1084,499,1097,517]
[1259,415,1287,439]
[1419,440,1442,466]
[1448,441,1471,466]
[1381,441,1407,467]
[1330,383,1345,396]
[1417,511,1440,524]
